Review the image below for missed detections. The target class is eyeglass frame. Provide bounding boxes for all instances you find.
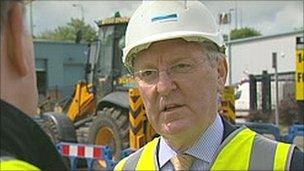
[133,58,209,84]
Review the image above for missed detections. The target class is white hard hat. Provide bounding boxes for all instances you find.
[123,0,225,69]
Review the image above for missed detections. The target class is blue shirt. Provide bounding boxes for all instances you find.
[158,114,224,170]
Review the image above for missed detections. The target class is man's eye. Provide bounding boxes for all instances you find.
[137,69,157,78]
[142,70,154,77]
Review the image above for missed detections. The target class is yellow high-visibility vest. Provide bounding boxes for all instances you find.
[115,127,295,171]
[0,158,40,171]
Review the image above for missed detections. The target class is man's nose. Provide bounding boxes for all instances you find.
[156,71,177,96]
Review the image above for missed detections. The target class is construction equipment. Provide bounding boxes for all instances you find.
[219,86,236,123]
[36,14,157,169]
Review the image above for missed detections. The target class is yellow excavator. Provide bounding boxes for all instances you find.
[37,13,158,169]
[37,13,235,169]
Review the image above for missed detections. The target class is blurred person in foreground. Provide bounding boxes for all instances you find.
[0,0,67,170]
[115,1,304,170]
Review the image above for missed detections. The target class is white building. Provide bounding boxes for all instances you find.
[226,30,303,117]
[227,30,303,85]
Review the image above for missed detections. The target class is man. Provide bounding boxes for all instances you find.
[0,0,67,170]
[115,1,304,170]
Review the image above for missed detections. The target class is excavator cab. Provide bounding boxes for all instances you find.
[93,16,130,97]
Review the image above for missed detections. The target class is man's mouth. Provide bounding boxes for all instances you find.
[162,104,184,112]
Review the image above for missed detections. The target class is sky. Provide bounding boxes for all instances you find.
[25,0,303,37]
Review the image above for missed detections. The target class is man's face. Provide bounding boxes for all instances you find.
[133,39,225,140]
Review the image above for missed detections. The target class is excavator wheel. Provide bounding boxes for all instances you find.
[33,114,75,168]
[33,115,61,144]
[40,112,77,143]
[88,107,129,168]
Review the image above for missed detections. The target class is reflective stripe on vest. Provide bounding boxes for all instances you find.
[274,143,295,170]
[0,159,40,171]
[211,127,294,170]
[116,127,294,171]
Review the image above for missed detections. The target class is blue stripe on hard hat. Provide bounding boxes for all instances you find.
[151,14,178,22]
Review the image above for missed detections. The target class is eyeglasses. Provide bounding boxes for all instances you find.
[133,59,206,84]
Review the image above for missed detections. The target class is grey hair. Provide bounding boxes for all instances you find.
[200,41,226,62]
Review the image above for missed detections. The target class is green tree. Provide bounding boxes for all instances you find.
[294,26,304,31]
[230,27,262,40]
[37,18,97,43]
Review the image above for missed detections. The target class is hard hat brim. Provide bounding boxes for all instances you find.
[123,31,224,69]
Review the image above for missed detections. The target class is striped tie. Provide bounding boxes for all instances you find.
[170,154,195,171]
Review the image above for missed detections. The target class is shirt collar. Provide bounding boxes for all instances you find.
[158,137,177,167]
[158,114,224,167]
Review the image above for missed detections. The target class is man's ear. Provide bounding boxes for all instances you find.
[8,2,29,77]
[217,57,228,91]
